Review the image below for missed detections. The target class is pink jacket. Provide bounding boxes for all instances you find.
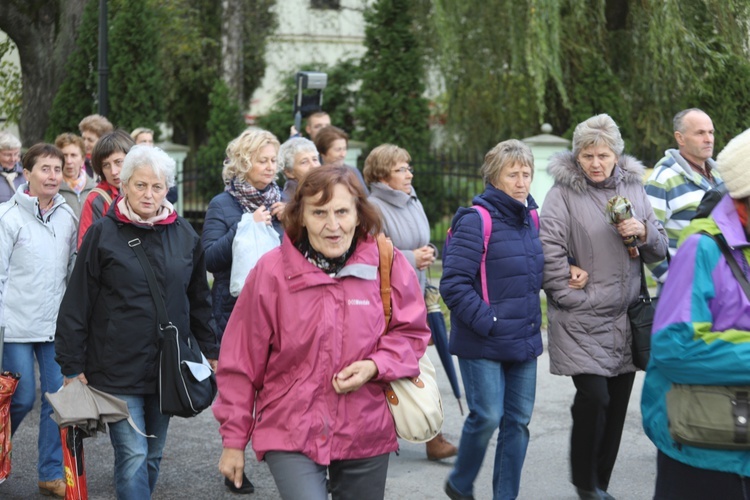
[214,233,430,464]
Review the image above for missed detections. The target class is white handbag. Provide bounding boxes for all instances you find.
[377,235,444,443]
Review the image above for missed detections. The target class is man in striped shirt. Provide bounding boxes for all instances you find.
[645,108,723,285]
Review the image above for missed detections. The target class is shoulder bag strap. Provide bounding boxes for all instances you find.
[473,205,492,304]
[376,234,394,334]
[701,231,750,301]
[638,258,651,300]
[90,187,113,205]
[120,224,171,328]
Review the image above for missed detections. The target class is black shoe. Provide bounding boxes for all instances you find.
[444,480,475,500]
[225,473,255,494]
[576,487,603,500]
[596,488,616,500]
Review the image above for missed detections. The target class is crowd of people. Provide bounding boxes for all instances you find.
[0,106,748,500]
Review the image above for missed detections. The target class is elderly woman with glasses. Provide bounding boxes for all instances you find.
[363,144,455,462]
[56,145,218,500]
[0,131,23,204]
[540,114,667,500]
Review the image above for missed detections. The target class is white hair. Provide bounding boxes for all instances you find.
[121,145,176,188]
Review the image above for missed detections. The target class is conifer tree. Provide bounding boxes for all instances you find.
[356,0,430,153]
[108,0,163,135]
[45,0,99,140]
[196,80,246,197]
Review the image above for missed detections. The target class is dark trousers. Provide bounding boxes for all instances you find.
[570,372,635,491]
[655,451,750,500]
[265,451,390,500]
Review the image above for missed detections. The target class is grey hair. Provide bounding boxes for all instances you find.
[673,108,707,134]
[0,131,21,151]
[121,145,176,188]
[572,114,625,157]
[278,137,318,176]
[481,139,535,186]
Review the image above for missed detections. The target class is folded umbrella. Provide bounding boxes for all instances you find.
[424,283,463,415]
[0,370,20,484]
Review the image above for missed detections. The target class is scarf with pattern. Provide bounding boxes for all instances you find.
[295,237,357,276]
[227,178,281,215]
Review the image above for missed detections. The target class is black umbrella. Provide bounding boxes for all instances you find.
[424,283,463,415]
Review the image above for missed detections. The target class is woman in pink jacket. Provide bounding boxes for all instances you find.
[214,165,431,500]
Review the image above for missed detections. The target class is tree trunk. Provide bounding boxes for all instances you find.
[221,0,244,106]
[0,0,87,144]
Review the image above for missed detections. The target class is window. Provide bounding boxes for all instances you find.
[311,0,340,9]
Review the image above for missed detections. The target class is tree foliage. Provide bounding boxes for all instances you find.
[44,0,98,140]
[356,0,430,153]
[431,0,750,159]
[108,0,162,134]
[0,38,22,125]
[196,79,246,196]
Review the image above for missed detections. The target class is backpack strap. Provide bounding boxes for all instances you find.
[473,205,492,304]
[700,231,750,301]
[376,234,394,334]
[90,187,113,206]
[530,209,539,230]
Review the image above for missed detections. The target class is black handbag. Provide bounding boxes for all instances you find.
[123,226,217,418]
[628,259,656,371]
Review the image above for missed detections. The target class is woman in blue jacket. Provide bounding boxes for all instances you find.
[441,139,586,500]
[201,129,283,495]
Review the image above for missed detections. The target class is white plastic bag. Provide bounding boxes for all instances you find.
[229,213,281,296]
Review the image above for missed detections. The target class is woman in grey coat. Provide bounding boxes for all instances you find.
[363,144,456,461]
[539,114,667,500]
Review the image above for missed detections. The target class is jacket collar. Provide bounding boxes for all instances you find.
[473,184,537,222]
[548,151,645,193]
[281,233,379,292]
[664,149,720,188]
[369,182,416,207]
[712,195,750,248]
[11,183,71,223]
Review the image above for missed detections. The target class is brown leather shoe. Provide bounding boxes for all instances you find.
[38,478,66,498]
[426,432,458,460]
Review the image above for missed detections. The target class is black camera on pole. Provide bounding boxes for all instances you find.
[293,71,328,134]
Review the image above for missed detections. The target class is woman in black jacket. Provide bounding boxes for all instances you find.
[55,145,219,500]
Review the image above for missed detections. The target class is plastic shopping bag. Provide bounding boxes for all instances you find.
[230,213,281,297]
[0,370,20,484]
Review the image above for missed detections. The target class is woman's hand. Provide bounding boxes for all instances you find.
[332,360,378,394]
[218,448,245,489]
[414,245,436,270]
[616,218,646,240]
[270,201,286,221]
[568,265,588,290]
[208,358,218,372]
[63,373,88,386]
[252,206,272,225]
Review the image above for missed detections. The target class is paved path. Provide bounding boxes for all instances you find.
[1,339,655,499]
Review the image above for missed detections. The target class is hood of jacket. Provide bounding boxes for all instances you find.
[473,184,538,225]
[548,151,645,193]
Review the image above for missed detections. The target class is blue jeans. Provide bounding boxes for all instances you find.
[448,357,537,500]
[3,341,64,482]
[108,393,170,500]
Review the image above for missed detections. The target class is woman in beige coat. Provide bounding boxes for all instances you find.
[539,114,667,500]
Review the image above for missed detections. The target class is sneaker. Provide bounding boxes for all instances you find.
[38,479,66,498]
[225,473,255,494]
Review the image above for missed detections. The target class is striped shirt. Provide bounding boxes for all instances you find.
[645,149,722,283]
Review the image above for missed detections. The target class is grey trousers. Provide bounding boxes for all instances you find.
[265,451,390,500]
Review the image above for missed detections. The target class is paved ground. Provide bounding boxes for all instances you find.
[1,335,656,499]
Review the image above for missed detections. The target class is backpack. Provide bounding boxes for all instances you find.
[692,183,728,221]
[443,205,539,305]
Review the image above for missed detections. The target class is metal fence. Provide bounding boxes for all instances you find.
[179,150,487,250]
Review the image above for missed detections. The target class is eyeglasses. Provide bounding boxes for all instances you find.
[391,166,413,175]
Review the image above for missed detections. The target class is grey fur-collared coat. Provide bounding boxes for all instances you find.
[540,152,667,377]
